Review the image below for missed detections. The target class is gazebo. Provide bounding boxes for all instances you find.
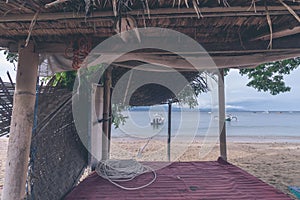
[0,0,299,199]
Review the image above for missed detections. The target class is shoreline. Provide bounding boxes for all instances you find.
[111,134,300,143]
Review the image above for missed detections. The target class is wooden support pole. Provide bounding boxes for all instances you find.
[2,41,38,200]
[90,85,103,169]
[102,67,112,160]
[108,88,112,156]
[218,69,227,161]
[168,102,172,162]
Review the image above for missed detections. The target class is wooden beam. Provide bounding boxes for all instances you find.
[35,33,300,54]
[113,50,300,70]
[2,41,38,200]
[218,69,227,161]
[36,41,300,54]
[35,48,300,73]
[102,67,112,160]
[1,6,300,23]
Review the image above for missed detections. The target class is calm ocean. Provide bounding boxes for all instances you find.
[112,111,300,143]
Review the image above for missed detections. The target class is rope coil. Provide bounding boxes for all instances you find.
[95,159,156,190]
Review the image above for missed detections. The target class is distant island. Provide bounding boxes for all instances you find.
[129,105,248,112]
[128,106,299,113]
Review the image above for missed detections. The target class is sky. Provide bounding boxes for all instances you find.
[0,51,299,111]
[225,68,300,111]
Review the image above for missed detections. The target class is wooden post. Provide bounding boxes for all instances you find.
[90,85,103,169]
[218,69,227,161]
[2,41,38,200]
[108,88,112,155]
[168,102,172,162]
[102,67,112,160]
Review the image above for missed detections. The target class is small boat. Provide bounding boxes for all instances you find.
[225,114,237,121]
[150,114,165,125]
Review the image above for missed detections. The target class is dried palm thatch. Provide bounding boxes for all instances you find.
[0,0,299,51]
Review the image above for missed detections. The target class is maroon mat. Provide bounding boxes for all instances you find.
[65,159,291,200]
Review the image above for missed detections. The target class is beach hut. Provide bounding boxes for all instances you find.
[0,0,299,199]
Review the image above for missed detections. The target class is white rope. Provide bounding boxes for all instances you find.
[95,159,156,190]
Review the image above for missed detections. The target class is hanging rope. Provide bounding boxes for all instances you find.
[25,10,39,47]
[95,159,156,190]
[65,37,92,70]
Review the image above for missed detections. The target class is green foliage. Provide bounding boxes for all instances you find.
[239,57,300,95]
[56,71,77,90]
[3,50,18,63]
[176,72,213,108]
[177,86,199,108]
[3,50,18,69]
[111,104,129,128]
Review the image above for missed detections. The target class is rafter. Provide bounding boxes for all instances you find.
[1,6,300,23]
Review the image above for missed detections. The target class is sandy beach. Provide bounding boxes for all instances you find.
[0,137,299,199]
[110,138,300,199]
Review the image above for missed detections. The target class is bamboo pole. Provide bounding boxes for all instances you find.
[168,102,172,162]
[102,67,112,160]
[2,41,38,200]
[218,69,227,161]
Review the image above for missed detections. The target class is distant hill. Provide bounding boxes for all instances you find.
[128,106,249,112]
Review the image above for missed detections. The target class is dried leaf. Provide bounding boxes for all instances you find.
[278,0,300,22]
[265,4,273,49]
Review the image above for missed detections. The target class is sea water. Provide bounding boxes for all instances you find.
[112,111,300,143]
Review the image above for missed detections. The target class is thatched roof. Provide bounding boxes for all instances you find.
[0,1,299,105]
[0,0,299,71]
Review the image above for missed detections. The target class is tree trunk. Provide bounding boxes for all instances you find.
[2,41,38,200]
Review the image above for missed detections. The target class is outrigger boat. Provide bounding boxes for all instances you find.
[150,113,165,125]
[225,114,238,121]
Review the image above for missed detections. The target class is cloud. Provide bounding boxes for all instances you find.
[225,68,300,111]
[225,105,245,110]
